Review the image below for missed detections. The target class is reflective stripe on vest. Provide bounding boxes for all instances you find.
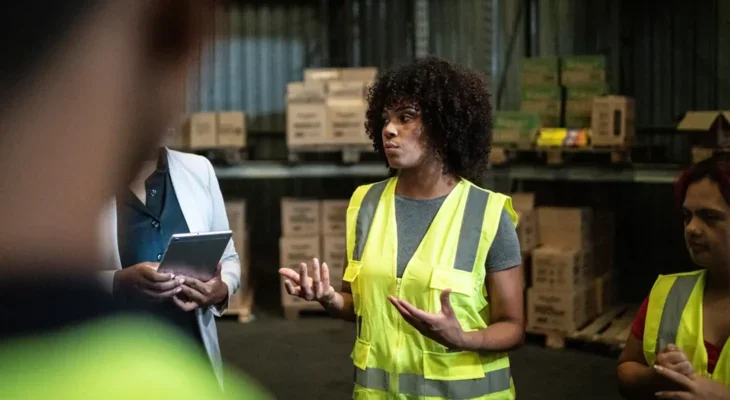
[356,366,512,398]
[353,180,388,262]
[654,274,701,353]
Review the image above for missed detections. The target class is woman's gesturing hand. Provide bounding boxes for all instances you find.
[279,258,337,306]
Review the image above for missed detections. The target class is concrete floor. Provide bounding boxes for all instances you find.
[217,310,623,400]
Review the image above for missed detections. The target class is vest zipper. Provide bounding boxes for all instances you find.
[394,277,404,394]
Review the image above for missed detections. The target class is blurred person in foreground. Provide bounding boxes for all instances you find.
[617,156,730,400]
[0,1,268,398]
[281,56,525,399]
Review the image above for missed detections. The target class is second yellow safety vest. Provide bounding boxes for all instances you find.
[343,176,518,400]
[643,269,730,385]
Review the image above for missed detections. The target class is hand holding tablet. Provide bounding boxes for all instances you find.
[158,230,232,282]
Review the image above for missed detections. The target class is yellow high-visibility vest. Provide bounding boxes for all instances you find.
[343,176,518,399]
[643,269,730,385]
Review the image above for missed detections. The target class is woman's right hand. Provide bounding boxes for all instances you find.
[279,258,338,306]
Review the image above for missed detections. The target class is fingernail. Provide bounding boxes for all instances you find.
[653,365,662,371]
[176,287,182,293]
[179,278,185,284]
[170,274,175,279]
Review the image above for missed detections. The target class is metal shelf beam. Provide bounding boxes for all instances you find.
[215,162,682,183]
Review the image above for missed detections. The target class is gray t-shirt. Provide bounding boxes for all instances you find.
[395,194,521,278]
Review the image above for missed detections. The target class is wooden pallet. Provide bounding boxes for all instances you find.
[504,146,631,165]
[282,301,328,320]
[528,304,638,351]
[287,144,375,164]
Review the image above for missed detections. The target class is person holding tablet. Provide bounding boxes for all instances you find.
[98,144,242,388]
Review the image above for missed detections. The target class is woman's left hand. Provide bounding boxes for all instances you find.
[655,365,730,399]
[388,289,466,350]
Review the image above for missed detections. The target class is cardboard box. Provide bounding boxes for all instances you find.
[595,271,616,315]
[591,96,635,147]
[321,200,349,235]
[493,112,541,148]
[488,147,508,166]
[279,236,320,305]
[511,193,538,253]
[304,68,341,82]
[217,111,247,147]
[287,82,328,146]
[538,207,592,249]
[340,67,378,83]
[184,112,217,149]
[561,55,607,86]
[564,84,609,128]
[531,247,591,291]
[520,57,560,86]
[520,86,563,127]
[325,81,369,145]
[322,235,347,288]
[281,198,321,237]
[527,282,597,332]
[677,111,730,148]
[225,200,247,255]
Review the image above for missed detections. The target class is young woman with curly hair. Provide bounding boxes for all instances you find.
[281,56,524,399]
[618,156,730,400]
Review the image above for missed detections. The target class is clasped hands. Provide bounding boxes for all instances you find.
[654,344,730,400]
[280,258,467,350]
[116,261,228,312]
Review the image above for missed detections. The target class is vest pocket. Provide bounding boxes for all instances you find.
[429,268,473,296]
[423,350,485,380]
[344,260,363,314]
[351,337,371,371]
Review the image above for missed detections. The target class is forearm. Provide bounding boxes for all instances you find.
[617,361,675,400]
[321,291,357,322]
[459,320,524,352]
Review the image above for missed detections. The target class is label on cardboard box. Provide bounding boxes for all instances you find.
[304,68,341,82]
[493,112,541,146]
[281,199,320,237]
[532,247,588,291]
[527,283,597,332]
[217,111,246,147]
[186,112,217,149]
[286,104,328,146]
[520,57,560,86]
[321,200,348,235]
[287,82,326,103]
[561,55,607,86]
[327,81,365,99]
[327,101,369,145]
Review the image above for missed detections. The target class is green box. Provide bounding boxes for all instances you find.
[493,112,541,147]
[562,55,607,86]
[520,57,560,86]
[520,86,563,127]
[564,84,609,128]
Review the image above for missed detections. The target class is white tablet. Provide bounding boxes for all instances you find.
[158,230,232,282]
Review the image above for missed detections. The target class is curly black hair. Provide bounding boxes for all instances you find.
[365,56,493,183]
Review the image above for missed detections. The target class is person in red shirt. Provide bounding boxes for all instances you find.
[617,156,730,400]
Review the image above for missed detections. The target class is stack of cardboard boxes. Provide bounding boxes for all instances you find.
[494,54,635,149]
[526,206,617,333]
[224,200,252,317]
[562,56,609,129]
[173,111,247,150]
[286,67,377,149]
[279,198,349,309]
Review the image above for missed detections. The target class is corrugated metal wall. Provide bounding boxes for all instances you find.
[494,0,730,128]
[425,0,493,79]
[186,0,327,133]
